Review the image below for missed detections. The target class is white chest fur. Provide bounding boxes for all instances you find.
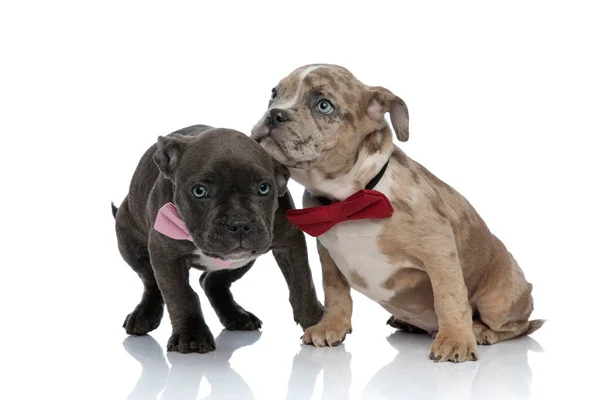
[306,172,407,303]
[192,249,258,271]
[318,219,399,302]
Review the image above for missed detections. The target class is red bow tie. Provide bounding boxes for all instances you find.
[286,189,394,237]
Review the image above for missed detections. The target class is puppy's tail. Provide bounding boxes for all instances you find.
[525,319,546,335]
[111,202,119,218]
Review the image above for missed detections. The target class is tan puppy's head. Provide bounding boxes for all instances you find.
[251,64,409,175]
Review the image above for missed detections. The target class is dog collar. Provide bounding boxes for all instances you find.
[314,160,390,205]
[286,160,393,237]
[154,202,233,268]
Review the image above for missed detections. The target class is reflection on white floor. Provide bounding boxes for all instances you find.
[124,331,260,400]
[122,328,544,400]
[362,332,541,400]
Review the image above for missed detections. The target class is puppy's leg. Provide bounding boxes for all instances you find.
[272,192,324,329]
[302,241,352,347]
[472,241,545,345]
[149,234,215,354]
[200,263,262,331]
[422,229,478,362]
[426,257,478,362]
[272,232,324,330]
[116,200,164,335]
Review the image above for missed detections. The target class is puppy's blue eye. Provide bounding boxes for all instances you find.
[270,88,277,102]
[191,185,208,199]
[258,183,271,196]
[316,99,334,114]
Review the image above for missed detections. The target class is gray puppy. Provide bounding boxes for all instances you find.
[113,125,323,353]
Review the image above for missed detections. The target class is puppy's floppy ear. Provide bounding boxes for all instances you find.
[153,135,188,179]
[273,161,290,197]
[366,86,409,142]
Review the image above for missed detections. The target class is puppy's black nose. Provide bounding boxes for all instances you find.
[267,108,289,126]
[226,218,251,233]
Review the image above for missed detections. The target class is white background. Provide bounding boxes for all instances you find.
[1,1,599,399]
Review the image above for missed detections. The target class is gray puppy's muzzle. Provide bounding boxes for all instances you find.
[197,210,272,258]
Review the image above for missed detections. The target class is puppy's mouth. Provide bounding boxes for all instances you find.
[258,135,291,165]
[252,125,317,169]
[250,123,271,142]
[251,125,287,158]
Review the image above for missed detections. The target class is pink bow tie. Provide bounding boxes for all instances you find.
[153,202,232,268]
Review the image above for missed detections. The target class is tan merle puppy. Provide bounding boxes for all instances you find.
[251,64,544,363]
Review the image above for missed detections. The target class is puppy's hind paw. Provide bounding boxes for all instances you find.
[220,308,263,331]
[386,316,428,334]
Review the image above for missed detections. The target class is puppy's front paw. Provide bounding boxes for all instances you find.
[429,329,478,363]
[167,327,215,354]
[123,302,164,335]
[220,308,262,331]
[302,317,351,347]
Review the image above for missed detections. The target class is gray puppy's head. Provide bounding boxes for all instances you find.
[153,128,289,261]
